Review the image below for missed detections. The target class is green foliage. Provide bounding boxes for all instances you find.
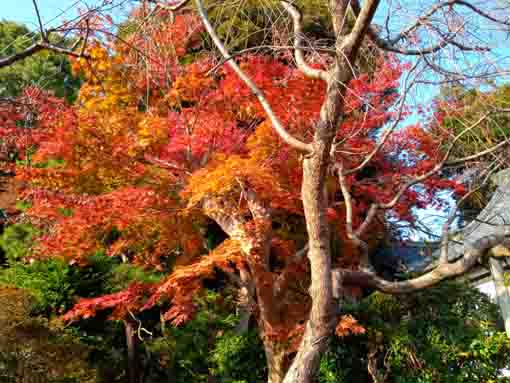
[33,158,66,168]
[142,290,265,383]
[66,319,128,383]
[195,0,381,73]
[437,83,510,209]
[0,258,76,313]
[0,224,72,313]
[72,251,120,297]
[0,286,97,383]
[15,199,32,211]
[320,281,510,383]
[320,341,365,383]
[0,20,80,99]
[157,290,240,382]
[200,0,332,51]
[0,233,119,314]
[0,222,38,262]
[2,221,507,383]
[209,330,266,383]
[108,262,165,291]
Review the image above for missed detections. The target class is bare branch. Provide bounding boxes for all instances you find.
[368,24,485,56]
[350,107,510,238]
[438,165,498,264]
[274,244,309,297]
[147,0,190,11]
[32,0,47,41]
[345,162,443,240]
[342,59,420,176]
[206,45,336,76]
[194,0,312,153]
[378,0,510,45]
[342,229,510,293]
[38,41,89,58]
[351,0,492,56]
[446,139,510,166]
[70,36,83,51]
[439,108,510,166]
[387,1,456,44]
[341,0,381,54]
[128,309,153,341]
[0,41,89,69]
[453,0,510,27]
[80,19,91,57]
[337,163,372,270]
[337,164,354,238]
[0,44,44,68]
[281,1,328,81]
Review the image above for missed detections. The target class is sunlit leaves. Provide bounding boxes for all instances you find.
[0,6,467,345]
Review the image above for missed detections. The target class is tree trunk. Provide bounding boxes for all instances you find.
[264,341,287,383]
[283,136,336,383]
[235,268,254,334]
[124,319,138,383]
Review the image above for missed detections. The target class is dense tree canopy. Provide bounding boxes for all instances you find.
[1,1,510,383]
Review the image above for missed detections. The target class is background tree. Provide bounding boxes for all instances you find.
[431,84,510,213]
[0,285,97,382]
[0,20,80,100]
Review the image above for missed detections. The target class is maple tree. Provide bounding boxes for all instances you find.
[1,1,510,383]
[1,13,458,383]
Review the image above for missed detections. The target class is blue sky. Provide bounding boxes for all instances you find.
[2,0,131,32]
[2,0,84,28]
[3,0,510,241]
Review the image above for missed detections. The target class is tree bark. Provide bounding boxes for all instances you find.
[283,131,336,383]
[234,268,254,334]
[124,319,138,383]
[264,341,287,383]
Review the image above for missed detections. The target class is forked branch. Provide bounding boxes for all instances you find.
[340,0,381,53]
[350,0,494,56]
[281,1,328,81]
[194,0,312,153]
[341,229,510,293]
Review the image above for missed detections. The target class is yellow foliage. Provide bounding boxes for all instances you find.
[73,42,136,113]
[183,154,297,212]
[166,63,214,107]
[137,115,168,148]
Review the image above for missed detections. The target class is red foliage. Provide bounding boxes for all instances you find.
[0,9,465,346]
[63,282,157,321]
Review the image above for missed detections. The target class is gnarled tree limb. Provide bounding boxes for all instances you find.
[341,230,510,293]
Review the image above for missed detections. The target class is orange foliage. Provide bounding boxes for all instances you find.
[335,315,366,337]
[0,7,464,357]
